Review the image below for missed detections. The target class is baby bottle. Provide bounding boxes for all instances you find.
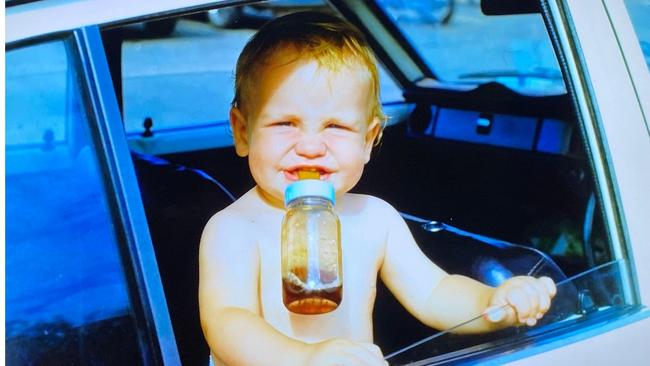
[281,171,342,314]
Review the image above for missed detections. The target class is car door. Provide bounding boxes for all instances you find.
[6,0,650,365]
[5,18,181,366]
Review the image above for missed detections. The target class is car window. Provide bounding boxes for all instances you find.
[118,0,402,141]
[624,0,650,72]
[375,0,566,96]
[385,257,629,365]
[6,38,145,364]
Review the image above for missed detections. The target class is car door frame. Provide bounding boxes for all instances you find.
[73,25,183,365]
[6,23,183,364]
[495,0,650,363]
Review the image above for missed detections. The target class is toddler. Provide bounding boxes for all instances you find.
[199,11,555,366]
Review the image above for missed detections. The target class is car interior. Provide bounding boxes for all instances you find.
[99,0,614,364]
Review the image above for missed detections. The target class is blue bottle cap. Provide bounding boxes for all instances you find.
[284,180,335,206]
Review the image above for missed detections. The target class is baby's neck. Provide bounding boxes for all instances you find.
[254,186,286,211]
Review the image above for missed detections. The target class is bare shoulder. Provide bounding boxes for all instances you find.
[200,189,261,253]
[199,190,262,313]
[202,202,248,240]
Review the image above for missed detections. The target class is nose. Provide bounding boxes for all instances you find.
[294,133,327,158]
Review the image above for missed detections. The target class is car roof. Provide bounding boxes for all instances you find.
[6,0,232,44]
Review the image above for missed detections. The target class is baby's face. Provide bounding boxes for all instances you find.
[231,56,379,207]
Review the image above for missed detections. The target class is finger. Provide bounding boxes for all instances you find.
[507,287,532,324]
[523,277,556,325]
[339,353,371,366]
[360,343,384,358]
[360,343,389,365]
[535,279,551,316]
[540,276,557,297]
[347,343,387,366]
[486,286,516,324]
[484,303,517,324]
[522,280,542,318]
[485,305,506,322]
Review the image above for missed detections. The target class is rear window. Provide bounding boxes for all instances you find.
[376,0,566,95]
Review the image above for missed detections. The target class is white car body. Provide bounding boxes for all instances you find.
[5,0,650,364]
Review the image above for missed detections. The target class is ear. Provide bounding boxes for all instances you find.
[363,117,381,163]
[230,107,249,157]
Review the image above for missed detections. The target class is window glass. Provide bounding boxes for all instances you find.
[119,0,401,137]
[385,258,629,365]
[624,0,650,72]
[6,39,143,364]
[375,0,566,96]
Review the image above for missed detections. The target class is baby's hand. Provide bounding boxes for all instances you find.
[484,276,557,327]
[305,338,388,366]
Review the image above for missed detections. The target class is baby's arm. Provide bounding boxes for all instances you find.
[199,212,387,366]
[417,274,556,332]
[378,202,555,333]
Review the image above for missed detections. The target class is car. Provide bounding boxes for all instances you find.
[5,0,650,365]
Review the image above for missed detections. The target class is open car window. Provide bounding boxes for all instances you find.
[385,257,629,365]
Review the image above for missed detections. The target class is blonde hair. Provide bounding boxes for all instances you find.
[233,11,387,135]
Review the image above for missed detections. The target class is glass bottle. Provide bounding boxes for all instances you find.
[281,179,342,315]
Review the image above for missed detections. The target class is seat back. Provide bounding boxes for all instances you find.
[132,153,235,366]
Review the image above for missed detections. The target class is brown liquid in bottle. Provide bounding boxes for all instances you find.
[282,267,342,315]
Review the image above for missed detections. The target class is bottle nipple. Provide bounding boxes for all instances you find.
[297,169,320,180]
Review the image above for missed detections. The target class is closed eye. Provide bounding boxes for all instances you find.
[325,122,353,131]
[269,121,294,127]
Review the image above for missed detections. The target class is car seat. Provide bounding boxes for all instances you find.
[132,152,235,366]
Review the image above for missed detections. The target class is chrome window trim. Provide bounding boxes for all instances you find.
[545,0,642,302]
[74,26,181,365]
[557,0,650,305]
